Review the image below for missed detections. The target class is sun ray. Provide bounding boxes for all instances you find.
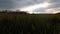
[20,2,51,13]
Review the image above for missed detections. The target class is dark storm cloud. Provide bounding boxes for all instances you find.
[0,0,46,9]
[48,3,60,9]
[47,0,60,8]
[31,0,60,12]
[48,0,60,3]
[15,0,46,8]
[0,0,60,11]
[0,0,17,9]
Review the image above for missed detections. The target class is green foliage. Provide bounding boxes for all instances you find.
[0,13,60,34]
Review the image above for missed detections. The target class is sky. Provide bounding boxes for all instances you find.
[0,0,60,14]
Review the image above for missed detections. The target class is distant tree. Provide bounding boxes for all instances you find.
[16,9,20,12]
[56,12,60,14]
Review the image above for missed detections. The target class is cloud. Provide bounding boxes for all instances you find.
[0,0,17,9]
[0,0,46,9]
[15,0,46,9]
[47,0,60,3]
[0,0,60,14]
[45,7,60,13]
[33,8,46,12]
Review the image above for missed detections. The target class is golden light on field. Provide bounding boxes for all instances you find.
[20,2,51,12]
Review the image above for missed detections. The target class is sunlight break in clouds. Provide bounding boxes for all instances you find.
[45,8,60,14]
[20,2,51,13]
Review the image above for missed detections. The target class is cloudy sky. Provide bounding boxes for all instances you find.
[0,0,60,13]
